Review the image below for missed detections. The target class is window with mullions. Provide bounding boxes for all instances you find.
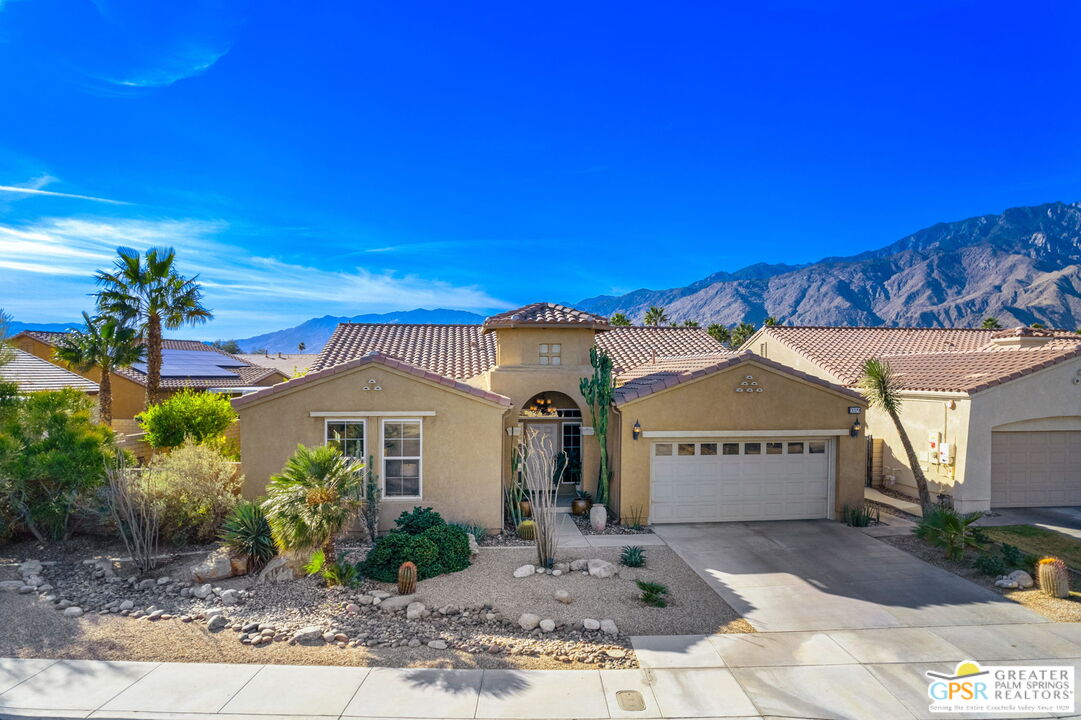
[383,420,422,498]
[326,420,365,459]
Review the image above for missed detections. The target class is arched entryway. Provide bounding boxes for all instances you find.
[519,390,583,492]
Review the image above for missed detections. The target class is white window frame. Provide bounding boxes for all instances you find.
[381,418,423,500]
[324,418,367,460]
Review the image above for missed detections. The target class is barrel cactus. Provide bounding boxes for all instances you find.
[516,520,536,541]
[397,561,418,595]
[1037,557,1070,598]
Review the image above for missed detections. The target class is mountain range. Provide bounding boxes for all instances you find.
[576,201,1081,329]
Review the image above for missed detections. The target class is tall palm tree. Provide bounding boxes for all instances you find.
[94,247,212,405]
[609,312,631,327]
[0,309,13,367]
[859,358,932,513]
[707,323,731,346]
[981,317,1002,330]
[682,320,700,327]
[764,316,778,326]
[54,312,145,425]
[262,444,363,560]
[730,322,757,348]
[643,306,669,326]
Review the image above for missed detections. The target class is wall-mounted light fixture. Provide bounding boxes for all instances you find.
[850,418,862,437]
[632,420,642,440]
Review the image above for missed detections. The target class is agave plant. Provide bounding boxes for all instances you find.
[262,444,363,560]
[220,500,275,569]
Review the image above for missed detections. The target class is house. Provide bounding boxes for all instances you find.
[239,353,317,378]
[12,332,287,425]
[233,303,867,531]
[0,348,100,396]
[746,325,1081,512]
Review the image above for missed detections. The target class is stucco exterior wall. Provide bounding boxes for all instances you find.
[749,337,847,385]
[235,362,508,532]
[614,360,867,524]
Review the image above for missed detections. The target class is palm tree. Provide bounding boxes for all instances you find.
[730,322,757,348]
[298,341,307,352]
[682,320,700,327]
[54,312,145,425]
[859,358,932,514]
[94,247,212,405]
[262,444,364,560]
[0,309,13,367]
[643,306,669,326]
[707,323,731,346]
[609,313,631,327]
[764,316,778,326]
[1031,322,1047,329]
[981,317,1002,329]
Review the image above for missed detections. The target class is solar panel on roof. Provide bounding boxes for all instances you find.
[132,349,248,378]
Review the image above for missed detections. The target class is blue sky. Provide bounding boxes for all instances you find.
[1,1,1079,339]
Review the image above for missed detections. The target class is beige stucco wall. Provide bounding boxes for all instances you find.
[749,335,848,385]
[235,362,508,532]
[613,360,867,524]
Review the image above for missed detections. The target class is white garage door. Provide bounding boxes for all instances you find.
[991,431,1081,507]
[650,439,832,523]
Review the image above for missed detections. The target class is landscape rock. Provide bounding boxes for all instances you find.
[589,504,607,532]
[518,613,541,631]
[513,564,536,578]
[587,559,618,579]
[582,618,601,631]
[293,626,325,645]
[569,559,589,571]
[257,556,299,584]
[220,589,240,606]
[1007,570,1034,589]
[539,619,556,632]
[406,602,427,620]
[62,606,84,618]
[119,600,134,611]
[554,590,572,604]
[0,581,24,593]
[600,619,618,635]
[370,590,392,600]
[467,533,480,557]
[192,583,213,599]
[378,595,415,612]
[191,547,235,583]
[427,640,447,649]
[19,560,43,577]
[207,615,229,632]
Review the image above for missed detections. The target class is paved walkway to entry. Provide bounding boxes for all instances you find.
[4,627,1080,720]
[653,520,1046,632]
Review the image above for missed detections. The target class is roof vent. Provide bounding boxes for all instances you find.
[990,327,1055,349]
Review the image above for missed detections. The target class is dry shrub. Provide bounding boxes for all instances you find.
[145,443,241,545]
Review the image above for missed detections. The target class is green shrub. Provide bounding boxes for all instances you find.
[843,503,879,527]
[420,523,472,575]
[145,443,241,545]
[394,506,445,535]
[915,507,985,561]
[636,580,669,607]
[451,521,486,539]
[1002,543,1024,568]
[362,532,441,581]
[620,545,646,568]
[306,549,362,588]
[221,500,274,568]
[138,389,237,448]
[973,552,1006,576]
[0,389,115,541]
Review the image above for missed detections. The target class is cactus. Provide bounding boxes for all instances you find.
[397,561,417,595]
[1037,557,1070,598]
[516,520,536,541]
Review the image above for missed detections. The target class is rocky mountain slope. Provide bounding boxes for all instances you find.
[577,201,1081,329]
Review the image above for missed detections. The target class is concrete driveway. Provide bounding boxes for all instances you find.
[980,506,1081,542]
[653,520,1046,632]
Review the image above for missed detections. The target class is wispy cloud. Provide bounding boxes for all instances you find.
[0,184,129,205]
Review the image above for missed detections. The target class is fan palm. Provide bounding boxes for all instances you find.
[643,306,669,326]
[730,322,757,348]
[764,316,778,326]
[609,312,631,327]
[981,317,1002,330]
[94,247,212,405]
[707,323,731,346]
[54,312,145,425]
[915,508,984,560]
[859,358,932,513]
[262,444,364,559]
[0,309,13,367]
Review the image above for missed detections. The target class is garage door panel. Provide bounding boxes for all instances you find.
[991,430,1081,508]
[651,439,830,523]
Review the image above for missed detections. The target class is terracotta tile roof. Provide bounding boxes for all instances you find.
[0,348,99,393]
[878,346,1081,393]
[232,351,512,409]
[753,326,1003,383]
[239,353,318,376]
[613,351,863,405]
[597,327,730,372]
[311,324,496,379]
[17,331,283,390]
[481,303,610,332]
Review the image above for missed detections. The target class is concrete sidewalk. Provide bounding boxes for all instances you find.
[3,624,1080,719]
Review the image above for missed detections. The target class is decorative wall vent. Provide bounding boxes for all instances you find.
[735,373,765,394]
[362,377,384,391]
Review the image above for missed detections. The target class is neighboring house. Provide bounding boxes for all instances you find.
[233,303,867,531]
[12,332,287,423]
[239,353,317,378]
[0,348,100,396]
[746,325,1081,512]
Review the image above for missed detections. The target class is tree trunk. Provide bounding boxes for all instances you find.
[146,315,163,406]
[99,369,112,426]
[887,406,933,514]
[323,538,336,564]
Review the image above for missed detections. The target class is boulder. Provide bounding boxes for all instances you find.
[24,574,45,588]
[207,614,229,632]
[513,564,536,578]
[554,590,572,604]
[589,504,607,532]
[587,559,618,579]
[378,595,415,612]
[18,560,43,578]
[569,559,589,571]
[582,618,601,631]
[191,547,235,583]
[1007,570,1034,589]
[192,583,213,599]
[230,555,249,577]
[600,619,618,635]
[293,626,325,645]
[406,602,427,620]
[220,589,240,606]
[62,606,84,618]
[427,640,448,649]
[539,619,556,632]
[0,581,24,593]
[467,533,480,557]
[370,590,392,600]
[257,556,301,584]
[518,613,541,631]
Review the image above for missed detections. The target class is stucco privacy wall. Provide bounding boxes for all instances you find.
[614,360,867,523]
[235,361,507,532]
